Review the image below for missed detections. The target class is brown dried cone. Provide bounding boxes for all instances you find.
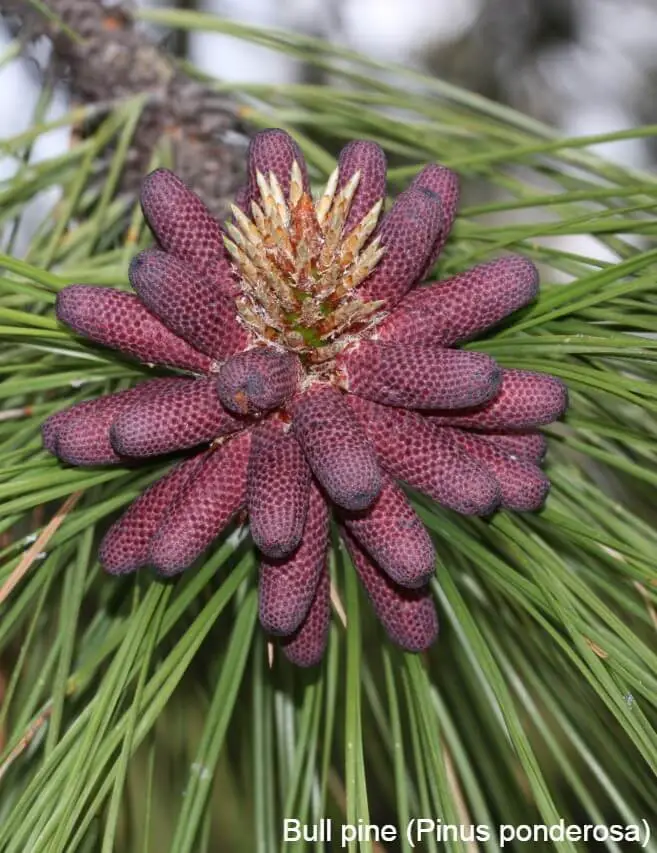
[1,0,247,217]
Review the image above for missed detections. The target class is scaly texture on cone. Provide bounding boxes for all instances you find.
[43,129,568,666]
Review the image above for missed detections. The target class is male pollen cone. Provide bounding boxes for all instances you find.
[291,385,382,512]
[43,128,567,666]
[217,348,300,415]
[247,419,311,558]
[259,481,328,636]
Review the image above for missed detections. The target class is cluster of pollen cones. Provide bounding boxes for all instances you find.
[43,129,568,666]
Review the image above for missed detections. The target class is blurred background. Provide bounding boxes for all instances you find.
[3,0,657,158]
[2,0,657,255]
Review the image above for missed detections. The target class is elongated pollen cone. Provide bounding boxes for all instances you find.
[280,567,331,667]
[342,529,439,652]
[149,432,251,575]
[339,341,502,410]
[246,129,311,202]
[378,255,538,347]
[336,140,387,231]
[348,395,500,516]
[479,431,548,463]
[259,483,329,636]
[247,419,311,558]
[55,286,212,373]
[99,454,205,574]
[292,385,381,511]
[43,378,186,466]
[110,378,245,458]
[217,348,300,415]
[358,186,443,307]
[449,429,550,512]
[425,369,569,430]
[341,475,436,588]
[129,249,246,359]
[409,163,460,275]
[140,168,237,293]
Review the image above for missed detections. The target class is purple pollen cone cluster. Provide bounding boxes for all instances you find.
[43,129,568,667]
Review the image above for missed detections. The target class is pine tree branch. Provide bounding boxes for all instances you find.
[0,0,249,217]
